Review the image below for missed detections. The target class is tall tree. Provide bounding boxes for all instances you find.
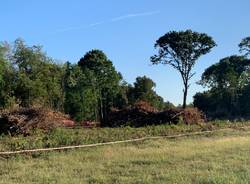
[0,43,16,108]
[151,30,216,108]
[12,39,64,108]
[78,50,122,124]
[239,83,250,117]
[199,56,250,90]
[239,37,250,57]
[64,63,98,121]
[130,76,172,110]
[0,44,6,84]
[195,55,250,118]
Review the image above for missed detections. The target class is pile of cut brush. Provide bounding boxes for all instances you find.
[0,107,75,135]
[107,101,205,127]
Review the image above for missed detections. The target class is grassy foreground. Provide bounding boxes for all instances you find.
[1,121,250,152]
[1,127,250,183]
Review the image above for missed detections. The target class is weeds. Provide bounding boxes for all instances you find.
[0,121,250,152]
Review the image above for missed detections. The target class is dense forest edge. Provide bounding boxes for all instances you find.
[0,30,250,135]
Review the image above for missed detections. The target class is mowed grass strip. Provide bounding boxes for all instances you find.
[1,129,250,184]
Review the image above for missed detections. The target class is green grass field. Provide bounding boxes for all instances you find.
[1,126,250,184]
[1,121,250,152]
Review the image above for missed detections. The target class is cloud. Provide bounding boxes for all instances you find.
[50,10,160,34]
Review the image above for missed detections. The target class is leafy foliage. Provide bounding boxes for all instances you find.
[239,36,250,57]
[128,76,173,110]
[0,39,176,125]
[200,55,250,89]
[0,43,16,108]
[9,39,65,109]
[78,50,122,124]
[64,63,98,122]
[3,34,250,125]
[195,55,250,119]
[151,30,216,108]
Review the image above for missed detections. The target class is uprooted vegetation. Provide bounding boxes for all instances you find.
[107,101,205,127]
[0,107,75,135]
[0,102,206,136]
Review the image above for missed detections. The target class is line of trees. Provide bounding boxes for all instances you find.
[1,31,249,123]
[0,39,173,125]
[151,30,250,120]
[194,37,250,119]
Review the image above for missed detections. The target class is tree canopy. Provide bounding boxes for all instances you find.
[194,55,250,119]
[200,55,250,90]
[77,50,122,124]
[2,33,250,124]
[151,30,216,108]
[129,76,173,110]
[239,37,250,57]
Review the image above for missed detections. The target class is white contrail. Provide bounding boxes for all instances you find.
[111,11,160,22]
[50,10,160,34]
[50,20,106,34]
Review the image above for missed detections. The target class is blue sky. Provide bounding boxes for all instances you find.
[1,0,250,105]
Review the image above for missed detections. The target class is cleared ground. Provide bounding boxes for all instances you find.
[1,128,250,184]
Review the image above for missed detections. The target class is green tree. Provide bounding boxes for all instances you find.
[131,76,165,109]
[113,80,130,109]
[126,76,173,110]
[41,61,65,110]
[0,44,6,85]
[200,56,250,90]
[239,83,250,117]
[151,30,216,108]
[64,63,99,122]
[78,50,122,124]
[195,55,250,118]
[239,37,250,57]
[193,90,232,118]
[0,43,16,108]
[12,39,64,108]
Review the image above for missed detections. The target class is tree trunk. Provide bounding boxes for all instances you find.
[182,82,188,109]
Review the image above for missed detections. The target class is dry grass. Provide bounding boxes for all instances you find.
[1,128,250,183]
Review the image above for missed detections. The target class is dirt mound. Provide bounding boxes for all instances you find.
[107,102,205,127]
[0,107,75,135]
